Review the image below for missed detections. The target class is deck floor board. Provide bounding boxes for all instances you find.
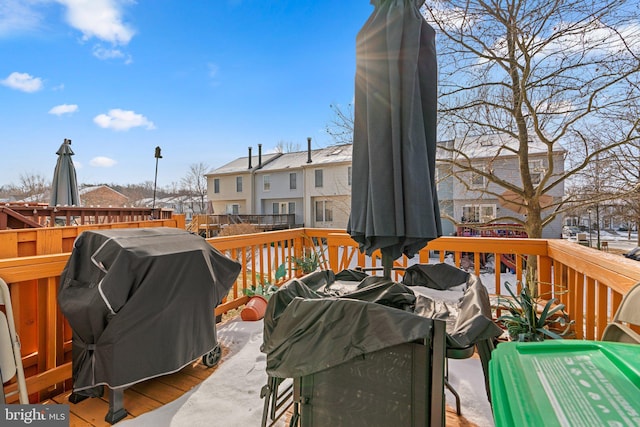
[42,345,477,427]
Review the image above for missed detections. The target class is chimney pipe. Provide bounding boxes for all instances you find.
[248,147,252,169]
[306,137,312,163]
[258,144,262,168]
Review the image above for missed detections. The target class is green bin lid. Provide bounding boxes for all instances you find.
[490,340,640,427]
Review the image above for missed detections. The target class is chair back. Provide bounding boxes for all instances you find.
[1,312,17,381]
[602,282,640,344]
[0,278,29,403]
[613,282,640,325]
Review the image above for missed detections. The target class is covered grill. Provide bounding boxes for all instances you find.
[58,227,241,423]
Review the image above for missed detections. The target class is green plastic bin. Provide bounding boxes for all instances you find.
[490,340,640,426]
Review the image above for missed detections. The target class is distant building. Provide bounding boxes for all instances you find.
[207,135,566,237]
[79,185,129,207]
[436,134,566,239]
[206,143,352,228]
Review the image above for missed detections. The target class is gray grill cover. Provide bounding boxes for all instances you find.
[262,264,502,378]
[58,227,241,393]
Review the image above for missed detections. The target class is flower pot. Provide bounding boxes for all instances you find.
[241,295,268,321]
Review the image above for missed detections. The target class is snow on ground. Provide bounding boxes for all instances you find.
[120,318,495,427]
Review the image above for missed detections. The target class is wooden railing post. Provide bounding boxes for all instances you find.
[537,255,552,296]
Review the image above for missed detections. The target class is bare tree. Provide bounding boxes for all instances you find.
[18,172,49,202]
[325,103,354,144]
[423,0,640,240]
[274,140,301,153]
[608,139,640,243]
[181,163,210,214]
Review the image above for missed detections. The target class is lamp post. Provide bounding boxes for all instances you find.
[596,204,601,250]
[588,208,592,247]
[152,146,162,218]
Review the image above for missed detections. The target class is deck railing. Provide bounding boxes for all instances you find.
[2,224,640,403]
[0,204,174,230]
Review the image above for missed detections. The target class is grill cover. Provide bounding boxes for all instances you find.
[58,227,241,393]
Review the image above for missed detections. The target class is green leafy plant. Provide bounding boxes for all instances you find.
[497,282,574,342]
[243,263,286,300]
[290,251,319,274]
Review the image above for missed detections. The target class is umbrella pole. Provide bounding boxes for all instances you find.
[382,252,393,280]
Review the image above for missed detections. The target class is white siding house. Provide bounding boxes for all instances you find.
[206,144,352,228]
[207,136,565,237]
[437,134,566,239]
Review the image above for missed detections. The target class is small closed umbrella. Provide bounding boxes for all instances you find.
[348,0,442,277]
[50,138,80,207]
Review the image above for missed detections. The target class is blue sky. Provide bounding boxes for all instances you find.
[0,0,371,188]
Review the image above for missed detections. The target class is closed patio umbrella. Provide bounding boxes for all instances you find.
[348,0,442,277]
[50,138,80,207]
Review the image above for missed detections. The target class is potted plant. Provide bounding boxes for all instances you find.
[240,263,286,321]
[497,281,574,342]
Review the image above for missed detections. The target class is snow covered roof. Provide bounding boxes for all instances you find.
[437,134,566,160]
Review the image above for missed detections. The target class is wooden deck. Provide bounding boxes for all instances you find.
[30,305,486,427]
[44,351,227,427]
[42,338,479,427]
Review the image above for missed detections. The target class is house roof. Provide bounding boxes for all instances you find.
[257,144,353,172]
[207,152,282,175]
[437,134,566,159]
[79,185,128,199]
[207,144,353,176]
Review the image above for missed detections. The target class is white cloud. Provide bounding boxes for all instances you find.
[89,156,117,167]
[1,71,43,92]
[49,103,78,116]
[0,0,43,37]
[92,44,124,60]
[93,108,156,131]
[56,0,135,45]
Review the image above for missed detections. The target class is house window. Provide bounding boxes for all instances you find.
[471,171,485,188]
[315,169,323,188]
[263,175,271,191]
[348,166,352,186]
[529,160,544,185]
[462,205,479,222]
[227,204,239,214]
[214,179,220,194]
[480,205,496,222]
[288,202,295,214]
[315,200,333,222]
[289,173,297,190]
[272,202,279,214]
[236,176,243,193]
[462,204,496,223]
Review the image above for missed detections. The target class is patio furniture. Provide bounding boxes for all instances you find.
[601,282,640,344]
[58,227,240,424]
[261,271,447,427]
[403,263,502,413]
[0,278,29,404]
[261,264,501,426]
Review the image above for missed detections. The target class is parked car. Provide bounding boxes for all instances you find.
[562,226,580,239]
[623,247,640,261]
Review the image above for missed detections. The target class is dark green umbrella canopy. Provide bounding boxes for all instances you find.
[348,0,442,272]
[50,138,80,207]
